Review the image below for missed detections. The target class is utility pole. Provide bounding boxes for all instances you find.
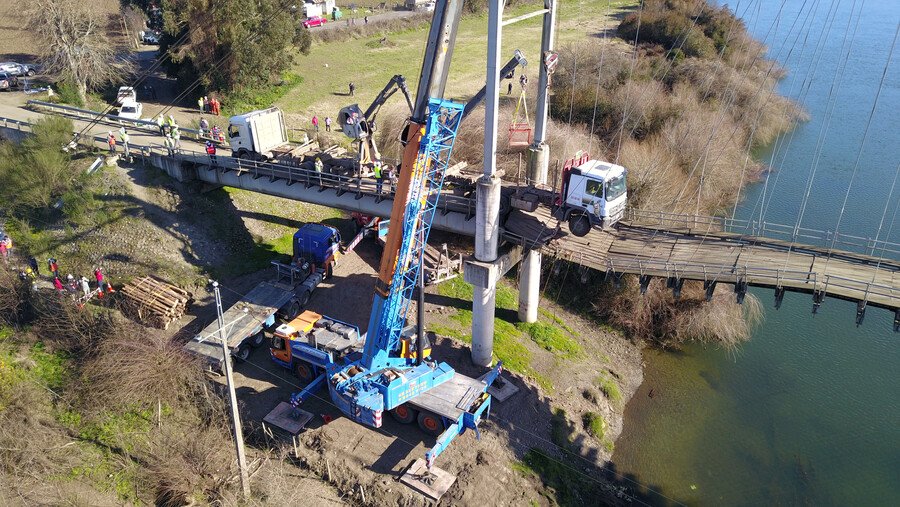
[212,280,251,499]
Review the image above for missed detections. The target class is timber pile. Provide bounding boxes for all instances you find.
[120,277,192,329]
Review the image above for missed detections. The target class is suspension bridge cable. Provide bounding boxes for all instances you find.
[787,0,858,243]
[823,19,898,272]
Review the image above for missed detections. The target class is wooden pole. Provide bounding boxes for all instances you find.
[212,281,251,499]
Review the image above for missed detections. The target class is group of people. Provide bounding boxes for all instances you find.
[107,127,132,160]
[9,250,114,308]
[198,96,222,116]
[311,115,333,132]
[199,117,225,143]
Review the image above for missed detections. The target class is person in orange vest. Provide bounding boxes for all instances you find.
[107,131,117,155]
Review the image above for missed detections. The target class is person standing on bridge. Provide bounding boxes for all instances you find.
[164,132,175,156]
[315,157,324,173]
[197,96,204,112]
[324,116,332,132]
[171,125,181,152]
[107,131,116,155]
[205,140,218,166]
[119,128,131,161]
[373,159,384,194]
[199,117,209,138]
[156,113,165,135]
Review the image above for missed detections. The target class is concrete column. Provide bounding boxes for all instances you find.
[528,0,558,187]
[526,144,549,186]
[471,0,504,366]
[518,249,541,323]
[475,175,501,261]
[471,284,496,366]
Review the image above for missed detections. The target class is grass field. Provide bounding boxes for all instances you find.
[278,0,637,132]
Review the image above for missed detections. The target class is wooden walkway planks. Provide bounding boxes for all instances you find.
[503,209,900,311]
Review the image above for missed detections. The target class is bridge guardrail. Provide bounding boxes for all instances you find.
[602,256,817,287]
[1,113,479,217]
[26,100,218,143]
[624,209,900,259]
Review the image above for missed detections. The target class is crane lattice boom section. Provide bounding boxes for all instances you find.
[367,98,465,367]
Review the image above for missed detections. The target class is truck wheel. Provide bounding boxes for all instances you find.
[390,404,417,424]
[234,345,251,362]
[285,300,302,320]
[568,213,591,237]
[293,361,315,383]
[251,330,266,348]
[296,291,310,311]
[417,411,445,436]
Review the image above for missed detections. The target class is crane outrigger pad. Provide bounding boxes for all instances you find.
[399,458,456,501]
[263,402,313,435]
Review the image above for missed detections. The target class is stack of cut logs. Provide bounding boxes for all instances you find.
[120,277,192,329]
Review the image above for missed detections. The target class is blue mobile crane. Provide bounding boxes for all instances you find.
[280,0,504,468]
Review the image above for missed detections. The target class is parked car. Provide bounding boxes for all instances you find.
[142,31,160,45]
[116,86,137,105]
[0,72,20,91]
[0,62,37,77]
[117,100,143,120]
[302,16,327,28]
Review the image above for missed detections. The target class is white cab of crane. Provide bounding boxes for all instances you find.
[560,159,628,237]
[227,107,289,160]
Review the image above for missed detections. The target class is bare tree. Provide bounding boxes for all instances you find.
[27,0,131,103]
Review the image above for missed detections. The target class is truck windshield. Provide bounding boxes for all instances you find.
[605,175,626,201]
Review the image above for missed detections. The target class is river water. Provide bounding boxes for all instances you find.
[612,1,900,505]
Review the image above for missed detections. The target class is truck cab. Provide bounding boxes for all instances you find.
[559,159,628,237]
[270,311,363,382]
[293,223,341,276]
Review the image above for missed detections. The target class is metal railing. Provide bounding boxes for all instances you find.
[624,208,900,260]
[26,100,218,143]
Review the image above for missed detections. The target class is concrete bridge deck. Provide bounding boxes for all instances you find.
[3,105,899,321]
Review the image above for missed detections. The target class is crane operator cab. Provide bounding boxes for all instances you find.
[338,104,370,139]
[558,159,628,237]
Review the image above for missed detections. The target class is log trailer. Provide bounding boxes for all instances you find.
[275,0,503,469]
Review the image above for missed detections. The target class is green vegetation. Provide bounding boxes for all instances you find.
[516,320,582,359]
[596,371,622,404]
[582,411,607,440]
[28,342,69,390]
[221,72,303,118]
[159,0,307,93]
[513,448,604,506]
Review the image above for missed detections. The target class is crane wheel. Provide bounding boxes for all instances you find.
[417,411,444,436]
[568,213,591,237]
[390,405,417,424]
[293,361,315,383]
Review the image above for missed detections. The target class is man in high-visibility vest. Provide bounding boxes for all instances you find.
[119,127,130,160]
[171,126,181,151]
[156,113,165,135]
[373,159,383,194]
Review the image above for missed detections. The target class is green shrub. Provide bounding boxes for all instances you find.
[516,320,582,359]
[582,411,607,440]
[55,81,85,107]
[596,371,622,404]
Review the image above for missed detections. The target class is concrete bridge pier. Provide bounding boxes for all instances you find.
[517,249,541,323]
[517,0,556,323]
[470,175,502,366]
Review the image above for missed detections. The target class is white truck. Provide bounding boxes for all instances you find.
[508,156,628,237]
[227,107,314,162]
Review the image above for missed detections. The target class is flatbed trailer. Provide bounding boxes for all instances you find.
[185,277,304,371]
